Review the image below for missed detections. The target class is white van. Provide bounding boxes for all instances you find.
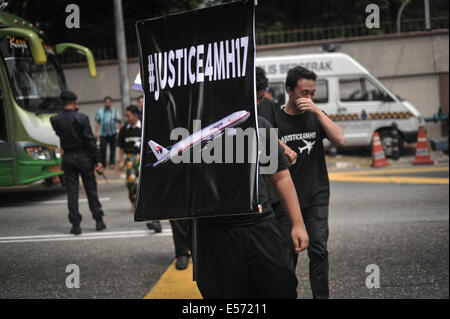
[256,53,421,154]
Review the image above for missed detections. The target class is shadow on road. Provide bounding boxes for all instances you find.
[0,184,67,207]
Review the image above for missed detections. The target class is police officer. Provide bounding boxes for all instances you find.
[50,90,106,235]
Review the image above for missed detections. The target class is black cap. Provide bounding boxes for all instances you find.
[60,90,78,101]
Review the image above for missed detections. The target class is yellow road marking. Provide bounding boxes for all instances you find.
[339,167,448,176]
[329,166,449,185]
[329,175,449,184]
[144,259,202,299]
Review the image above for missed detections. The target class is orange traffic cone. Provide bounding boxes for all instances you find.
[412,126,434,165]
[371,131,390,168]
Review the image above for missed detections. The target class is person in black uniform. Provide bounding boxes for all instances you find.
[50,91,106,235]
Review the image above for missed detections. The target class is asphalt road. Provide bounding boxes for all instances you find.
[296,174,449,299]
[0,165,448,299]
[0,181,175,299]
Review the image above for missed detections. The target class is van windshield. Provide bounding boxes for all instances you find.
[313,79,328,104]
[339,77,385,102]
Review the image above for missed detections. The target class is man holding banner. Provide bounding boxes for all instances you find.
[194,112,309,299]
[134,0,308,298]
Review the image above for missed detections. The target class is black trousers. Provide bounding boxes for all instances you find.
[195,218,298,299]
[100,134,116,166]
[276,204,329,299]
[170,220,190,258]
[62,152,104,226]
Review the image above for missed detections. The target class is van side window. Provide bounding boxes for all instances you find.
[266,82,285,106]
[339,77,384,102]
[313,80,328,104]
[0,89,7,141]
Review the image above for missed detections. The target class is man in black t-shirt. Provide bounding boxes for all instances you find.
[266,66,345,299]
[195,116,309,298]
[119,105,191,270]
[256,67,276,127]
[257,67,298,166]
[137,95,144,121]
[118,105,163,234]
[118,105,144,207]
[195,82,310,298]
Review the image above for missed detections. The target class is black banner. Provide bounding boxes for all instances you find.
[135,1,257,220]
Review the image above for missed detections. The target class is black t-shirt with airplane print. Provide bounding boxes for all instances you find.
[118,122,142,154]
[269,106,330,210]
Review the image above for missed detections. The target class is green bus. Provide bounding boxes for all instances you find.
[0,11,96,187]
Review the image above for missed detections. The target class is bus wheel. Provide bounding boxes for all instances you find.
[43,177,53,187]
[379,129,393,158]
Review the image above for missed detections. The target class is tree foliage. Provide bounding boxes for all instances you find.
[5,0,449,52]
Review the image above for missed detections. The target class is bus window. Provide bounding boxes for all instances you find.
[313,79,328,104]
[0,38,65,114]
[267,82,285,106]
[3,55,64,113]
[0,90,6,141]
[339,77,385,102]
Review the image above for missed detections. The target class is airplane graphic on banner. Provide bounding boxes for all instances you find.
[148,110,250,167]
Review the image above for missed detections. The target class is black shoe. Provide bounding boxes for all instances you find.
[146,221,162,233]
[70,225,81,235]
[153,221,162,233]
[96,219,106,231]
[175,256,189,270]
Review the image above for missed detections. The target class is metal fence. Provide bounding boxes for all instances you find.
[255,16,448,45]
[58,16,448,65]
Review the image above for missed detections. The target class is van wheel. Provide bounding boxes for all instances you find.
[328,145,338,157]
[379,130,393,158]
[397,134,405,155]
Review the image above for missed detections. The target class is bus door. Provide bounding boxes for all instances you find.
[0,88,14,186]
